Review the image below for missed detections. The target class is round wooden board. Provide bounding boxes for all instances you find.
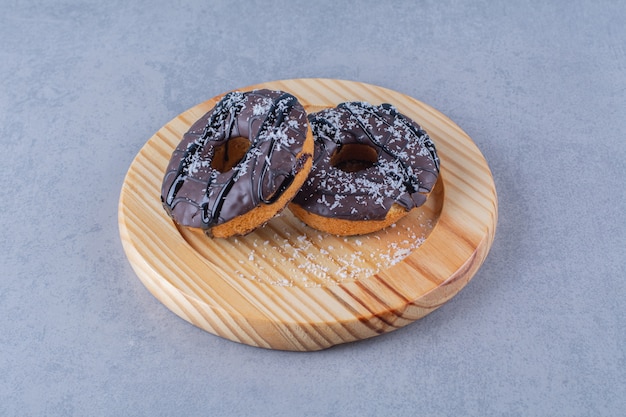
[118,78,498,351]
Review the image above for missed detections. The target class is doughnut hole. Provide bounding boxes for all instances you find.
[330,143,378,173]
[211,136,252,172]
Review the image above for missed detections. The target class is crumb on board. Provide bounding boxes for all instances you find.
[227,210,435,288]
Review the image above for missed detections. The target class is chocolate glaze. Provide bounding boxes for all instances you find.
[161,89,311,230]
[292,102,440,220]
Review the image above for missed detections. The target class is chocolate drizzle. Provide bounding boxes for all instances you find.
[161,89,310,230]
[292,102,440,220]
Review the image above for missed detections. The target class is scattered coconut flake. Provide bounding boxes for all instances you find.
[222,209,434,288]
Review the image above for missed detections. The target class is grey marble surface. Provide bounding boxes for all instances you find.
[1,0,625,416]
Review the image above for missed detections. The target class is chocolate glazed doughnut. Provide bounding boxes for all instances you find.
[289,101,439,236]
[161,89,313,238]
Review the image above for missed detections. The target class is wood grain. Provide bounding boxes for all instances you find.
[118,78,498,351]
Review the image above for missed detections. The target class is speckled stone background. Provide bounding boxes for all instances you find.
[1,0,625,416]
